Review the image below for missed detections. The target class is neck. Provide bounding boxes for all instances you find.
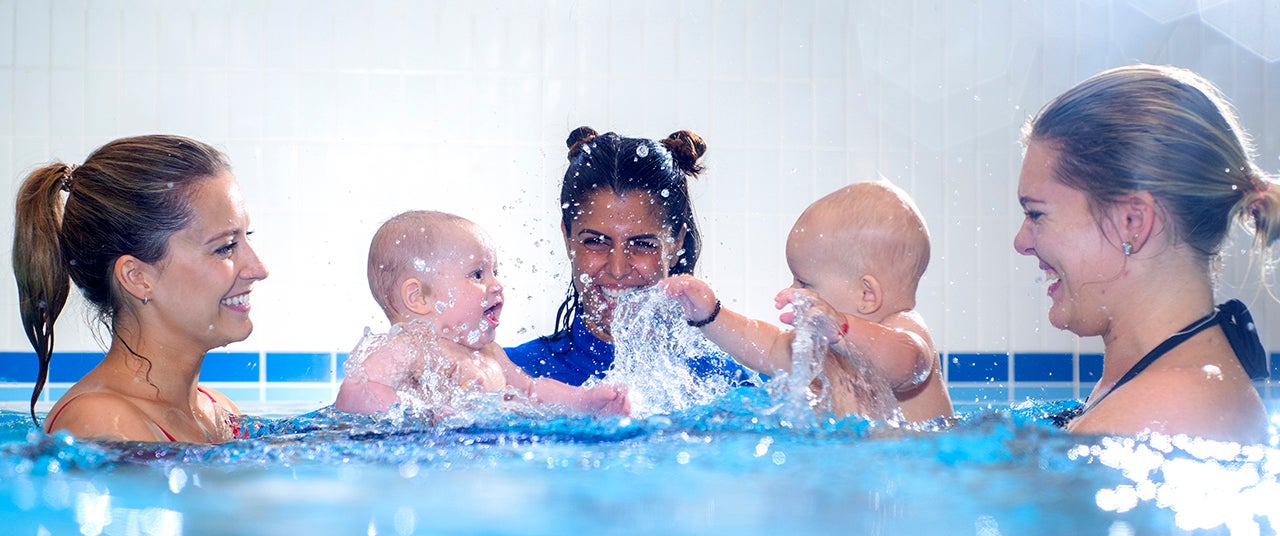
[1096,255,1214,386]
[106,321,206,406]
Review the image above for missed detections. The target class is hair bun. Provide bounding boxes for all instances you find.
[566,126,599,161]
[661,130,706,177]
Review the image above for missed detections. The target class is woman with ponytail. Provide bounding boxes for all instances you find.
[505,127,754,387]
[1014,65,1278,442]
[13,135,268,443]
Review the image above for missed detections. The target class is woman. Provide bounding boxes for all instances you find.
[14,135,269,443]
[1015,65,1278,443]
[506,127,754,386]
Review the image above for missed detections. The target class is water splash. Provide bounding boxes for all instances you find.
[769,294,902,425]
[342,322,521,427]
[605,287,747,417]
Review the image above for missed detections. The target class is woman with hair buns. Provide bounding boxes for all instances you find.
[13,135,269,443]
[505,127,755,387]
[1014,65,1278,443]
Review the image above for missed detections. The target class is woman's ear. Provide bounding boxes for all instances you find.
[670,225,689,271]
[114,255,154,303]
[401,278,434,316]
[561,221,574,259]
[857,275,884,315]
[1110,191,1159,254]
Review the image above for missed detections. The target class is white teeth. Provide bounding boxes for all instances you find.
[599,287,629,300]
[222,293,249,307]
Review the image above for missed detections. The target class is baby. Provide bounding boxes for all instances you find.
[664,181,953,422]
[335,210,629,416]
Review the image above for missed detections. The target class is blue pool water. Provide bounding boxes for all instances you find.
[2,391,1277,535]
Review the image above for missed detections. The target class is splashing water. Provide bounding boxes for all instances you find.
[771,295,902,425]
[342,321,523,427]
[605,287,746,417]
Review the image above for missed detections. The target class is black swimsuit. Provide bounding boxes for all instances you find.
[1052,299,1268,428]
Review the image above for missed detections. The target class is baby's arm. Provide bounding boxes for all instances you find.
[487,343,630,415]
[777,288,933,391]
[661,275,794,375]
[334,339,418,414]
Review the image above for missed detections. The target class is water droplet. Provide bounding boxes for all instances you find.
[660,189,670,198]
[168,467,188,493]
[413,258,427,272]
[636,145,649,158]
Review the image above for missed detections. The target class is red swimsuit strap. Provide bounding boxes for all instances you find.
[43,393,86,433]
[45,392,178,442]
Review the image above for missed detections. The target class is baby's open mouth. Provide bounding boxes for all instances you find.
[483,302,503,326]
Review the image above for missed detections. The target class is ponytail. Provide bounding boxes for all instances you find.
[13,164,75,424]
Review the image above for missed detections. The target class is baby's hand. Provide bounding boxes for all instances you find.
[775,288,848,343]
[659,275,718,325]
[584,383,631,416]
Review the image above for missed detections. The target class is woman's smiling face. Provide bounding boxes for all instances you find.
[564,189,683,342]
[145,171,269,352]
[1014,141,1126,336]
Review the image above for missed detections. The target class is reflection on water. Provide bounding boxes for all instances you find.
[1,401,1278,535]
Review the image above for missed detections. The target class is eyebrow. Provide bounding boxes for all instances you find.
[577,229,662,242]
[201,229,240,247]
[1017,196,1042,208]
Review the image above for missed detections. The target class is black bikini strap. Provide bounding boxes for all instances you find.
[1091,300,1270,409]
[1109,307,1223,393]
[1217,299,1269,380]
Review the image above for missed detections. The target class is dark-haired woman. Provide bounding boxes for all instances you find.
[506,127,754,387]
[13,135,268,443]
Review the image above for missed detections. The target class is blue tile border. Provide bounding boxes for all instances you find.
[0,352,38,382]
[0,351,1272,405]
[202,352,261,382]
[946,353,1009,382]
[264,352,334,382]
[1013,353,1073,382]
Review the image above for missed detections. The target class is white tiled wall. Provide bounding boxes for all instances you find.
[1,0,1277,362]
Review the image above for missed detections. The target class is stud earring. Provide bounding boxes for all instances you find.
[142,296,151,305]
[1122,241,1133,256]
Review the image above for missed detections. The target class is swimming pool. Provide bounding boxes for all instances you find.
[3,394,1277,536]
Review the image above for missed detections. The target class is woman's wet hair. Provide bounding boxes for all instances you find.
[12,135,230,423]
[1024,64,1279,263]
[552,126,708,337]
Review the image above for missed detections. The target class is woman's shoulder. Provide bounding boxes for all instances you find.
[46,390,166,441]
[1080,362,1267,443]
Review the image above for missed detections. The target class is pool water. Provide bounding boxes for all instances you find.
[3,392,1277,536]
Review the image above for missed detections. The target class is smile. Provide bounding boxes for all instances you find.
[222,292,251,309]
[483,301,503,326]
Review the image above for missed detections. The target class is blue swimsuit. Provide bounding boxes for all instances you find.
[506,312,759,387]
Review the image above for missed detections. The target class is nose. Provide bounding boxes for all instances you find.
[1013,220,1034,256]
[240,242,270,281]
[605,246,630,278]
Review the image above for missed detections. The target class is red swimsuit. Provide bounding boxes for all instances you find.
[44,387,244,442]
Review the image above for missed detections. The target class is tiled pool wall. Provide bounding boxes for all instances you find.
[4,351,1277,413]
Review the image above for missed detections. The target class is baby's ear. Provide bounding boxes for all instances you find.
[400,278,434,316]
[856,275,883,315]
